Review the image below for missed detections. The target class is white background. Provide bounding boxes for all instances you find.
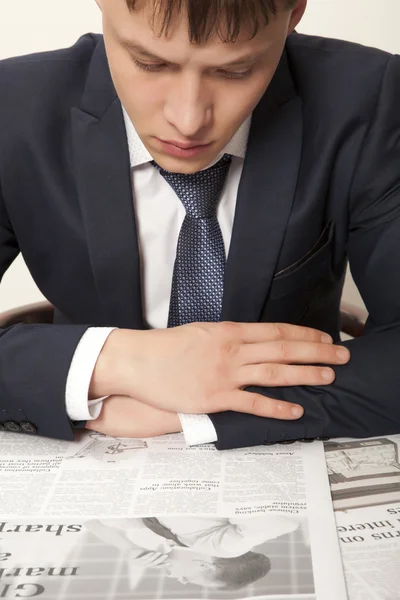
[0,0,399,312]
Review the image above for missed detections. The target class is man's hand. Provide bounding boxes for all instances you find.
[90,321,350,421]
[126,549,170,567]
[86,395,182,438]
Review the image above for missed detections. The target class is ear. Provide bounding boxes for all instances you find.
[193,559,217,571]
[288,0,307,34]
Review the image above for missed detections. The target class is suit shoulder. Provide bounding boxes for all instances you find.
[0,33,100,103]
[0,33,99,69]
[289,32,392,59]
[0,34,102,132]
[288,32,394,79]
[287,33,397,116]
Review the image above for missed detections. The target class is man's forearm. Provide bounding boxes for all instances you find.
[85,521,134,551]
[86,395,182,438]
[210,324,400,449]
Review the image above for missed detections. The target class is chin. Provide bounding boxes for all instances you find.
[157,156,213,174]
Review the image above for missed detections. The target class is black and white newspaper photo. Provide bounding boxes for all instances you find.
[0,431,347,599]
[325,435,400,600]
[0,515,314,600]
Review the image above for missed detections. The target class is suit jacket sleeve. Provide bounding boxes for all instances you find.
[210,55,400,450]
[0,186,90,440]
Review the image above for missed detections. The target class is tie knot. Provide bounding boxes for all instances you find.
[153,154,232,218]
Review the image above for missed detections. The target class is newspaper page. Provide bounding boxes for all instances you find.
[325,435,400,600]
[0,430,347,600]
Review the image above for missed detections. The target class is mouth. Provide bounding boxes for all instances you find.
[159,139,211,149]
[154,137,213,158]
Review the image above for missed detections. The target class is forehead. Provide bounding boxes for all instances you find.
[106,0,279,67]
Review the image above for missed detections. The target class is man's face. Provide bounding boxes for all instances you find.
[97,0,304,173]
[164,549,224,588]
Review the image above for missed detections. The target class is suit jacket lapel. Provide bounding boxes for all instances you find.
[71,38,144,329]
[222,49,303,322]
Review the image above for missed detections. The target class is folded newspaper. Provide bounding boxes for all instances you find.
[325,434,400,600]
[0,431,348,600]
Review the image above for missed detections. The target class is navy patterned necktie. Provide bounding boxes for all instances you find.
[142,517,188,547]
[153,154,232,327]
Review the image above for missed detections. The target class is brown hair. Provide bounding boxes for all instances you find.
[212,551,271,590]
[125,0,299,43]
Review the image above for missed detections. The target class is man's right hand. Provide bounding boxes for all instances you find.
[90,321,350,421]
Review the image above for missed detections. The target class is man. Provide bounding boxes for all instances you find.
[88,514,301,558]
[86,516,280,590]
[0,0,399,449]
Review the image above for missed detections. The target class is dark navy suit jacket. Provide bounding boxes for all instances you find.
[1,33,399,449]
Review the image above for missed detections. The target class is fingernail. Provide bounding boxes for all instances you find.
[291,405,304,418]
[321,334,333,344]
[322,368,334,381]
[337,348,350,361]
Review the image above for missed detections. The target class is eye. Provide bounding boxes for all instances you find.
[132,58,167,72]
[131,57,253,80]
[219,68,254,80]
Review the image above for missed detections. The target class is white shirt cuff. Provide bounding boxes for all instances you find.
[66,327,116,421]
[178,413,218,446]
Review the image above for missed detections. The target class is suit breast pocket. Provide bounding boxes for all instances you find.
[269,220,335,300]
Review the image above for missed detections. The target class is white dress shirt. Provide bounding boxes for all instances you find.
[65,107,251,445]
[96,515,300,557]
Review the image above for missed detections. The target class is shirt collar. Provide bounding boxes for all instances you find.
[122,106,251,169]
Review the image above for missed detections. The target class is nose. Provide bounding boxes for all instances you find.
[164,72,212,138]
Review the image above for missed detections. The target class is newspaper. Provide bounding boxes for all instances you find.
[326,435,400,600]
[0,430,347,599]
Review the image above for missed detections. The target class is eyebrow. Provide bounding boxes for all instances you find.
[120,39,263,67]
